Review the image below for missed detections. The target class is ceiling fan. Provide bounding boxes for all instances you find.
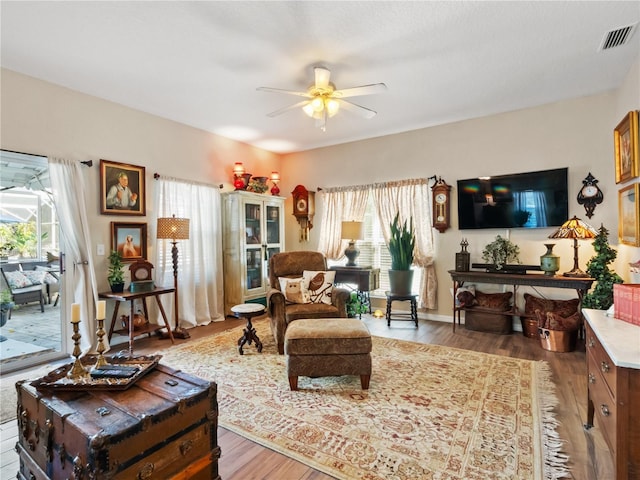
[257,67,387,131]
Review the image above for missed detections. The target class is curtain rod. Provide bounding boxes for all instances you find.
[319,177,433,192]
[153,172,223,189]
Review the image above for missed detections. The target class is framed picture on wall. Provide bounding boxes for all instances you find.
[619,183,639,246]
[100,159,146,215]
[111,222,148,261]
[614,110,639,184]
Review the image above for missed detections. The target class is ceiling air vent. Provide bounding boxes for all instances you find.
[599,24,637,51]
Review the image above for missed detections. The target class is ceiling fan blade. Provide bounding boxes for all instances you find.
[257,86,311,98]
[314,67,331,89]
[266,100,310,117]
[338,99,377,119]
[333,83,387,98]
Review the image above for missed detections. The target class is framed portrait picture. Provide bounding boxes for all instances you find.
[619,183,639,247]
[111,222,148,261]
[614,110,639,184]
[100,159,146,215]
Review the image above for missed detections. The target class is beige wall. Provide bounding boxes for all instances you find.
[1,68,282,288]
[2,55,639,320]
[282,55,640,319]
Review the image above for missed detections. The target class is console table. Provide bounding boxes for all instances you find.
[448,270,594,333]
[100,286,175,357]
[330,266,380,315]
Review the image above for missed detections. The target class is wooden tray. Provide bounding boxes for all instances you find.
[31,353,161,391]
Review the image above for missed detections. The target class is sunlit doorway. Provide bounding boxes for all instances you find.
[0,150,67,373]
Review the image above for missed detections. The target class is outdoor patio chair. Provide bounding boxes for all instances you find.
[1,263,45,318]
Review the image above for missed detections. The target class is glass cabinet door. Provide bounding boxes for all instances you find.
[265,204,280,245]
[245,247,263,291]
[244,202,262,245]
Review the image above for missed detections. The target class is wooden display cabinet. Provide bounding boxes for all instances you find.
[222,190,285,315]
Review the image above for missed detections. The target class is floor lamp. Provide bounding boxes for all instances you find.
[157,215,190,339]
[548,215,597,277]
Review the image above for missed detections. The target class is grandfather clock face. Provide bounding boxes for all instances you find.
[431,179,451,233]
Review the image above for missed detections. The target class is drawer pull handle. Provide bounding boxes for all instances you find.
[180,439,193,456]
[600,361,610,373]
[137,462,155,479]
[588,373,596,384]
[588,338,596,348]
[600,404,610,417]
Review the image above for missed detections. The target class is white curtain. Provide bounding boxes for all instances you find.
[155,178,224,329]
[317,186,369,260]
[48,157,100,352]
[371,179,437,309]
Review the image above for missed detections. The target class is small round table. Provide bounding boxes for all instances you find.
[231,303,265,355]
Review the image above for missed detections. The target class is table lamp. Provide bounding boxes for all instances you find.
[157,215,190,339]
[548,215,597,277]
[342,221,364,267]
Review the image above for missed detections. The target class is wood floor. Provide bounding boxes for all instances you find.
[1,315,613,480]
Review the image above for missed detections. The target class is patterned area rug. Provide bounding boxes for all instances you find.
[160,322,568,479]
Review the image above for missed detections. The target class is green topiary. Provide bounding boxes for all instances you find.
[582,225,623,310]
[107,250,125,286]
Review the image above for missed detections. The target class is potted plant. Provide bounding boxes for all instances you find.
[582,225,623,310]
[1,289,14,335]
[482,235,520,271]
[388,212,415,295]
[346,291,368,318]
[108,250,125,293]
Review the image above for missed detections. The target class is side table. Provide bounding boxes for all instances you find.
[385,292,418,327]
[231,303,265,355]
[330,266,380,316]
[101,286,175,358]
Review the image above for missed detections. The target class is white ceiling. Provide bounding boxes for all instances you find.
[1,1,639,154]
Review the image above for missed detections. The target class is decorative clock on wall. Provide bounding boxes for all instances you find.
[431,177,451,233]
[577,172,603,218]
[291,185,315,242]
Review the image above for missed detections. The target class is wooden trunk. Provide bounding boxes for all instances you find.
[16,364,220,480]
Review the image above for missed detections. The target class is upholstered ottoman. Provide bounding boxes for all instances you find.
[284,318,372,391]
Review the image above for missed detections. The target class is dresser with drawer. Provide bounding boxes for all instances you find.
[583,309,640,479]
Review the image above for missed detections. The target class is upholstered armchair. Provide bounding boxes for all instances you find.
[267,251,349,354]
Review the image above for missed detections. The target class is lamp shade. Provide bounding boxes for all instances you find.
[157,215,190,240]
[341,221,364,240]
[549,215,597,240]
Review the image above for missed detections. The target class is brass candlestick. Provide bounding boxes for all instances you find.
[67,321,88,379]
[93,317,109,369]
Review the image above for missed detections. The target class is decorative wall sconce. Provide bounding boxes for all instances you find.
[292,185,315,242]
[270,172,281,195]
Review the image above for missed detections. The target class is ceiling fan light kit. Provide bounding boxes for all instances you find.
[258,66,386,131]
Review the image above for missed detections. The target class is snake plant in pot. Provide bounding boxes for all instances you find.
[388,212,415,295]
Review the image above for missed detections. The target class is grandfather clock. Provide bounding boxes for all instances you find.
[431,177,451,233]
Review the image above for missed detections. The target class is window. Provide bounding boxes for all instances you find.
[328,196,420,296]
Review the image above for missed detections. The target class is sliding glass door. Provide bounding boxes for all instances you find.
[0,150,67,373]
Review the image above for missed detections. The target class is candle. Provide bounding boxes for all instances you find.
[96,300,106,320]
[71,303,81,323]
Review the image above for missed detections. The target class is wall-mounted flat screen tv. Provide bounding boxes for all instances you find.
[457,167,568,230]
